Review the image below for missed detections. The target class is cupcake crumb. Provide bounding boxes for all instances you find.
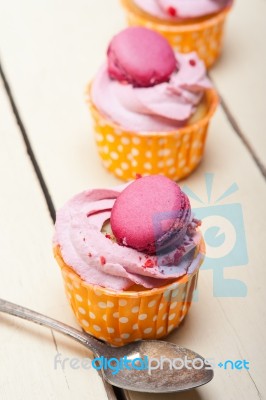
[144,259,155,268]
[189,59,197,67]
[168,6,177,17]
[100,256,106,265]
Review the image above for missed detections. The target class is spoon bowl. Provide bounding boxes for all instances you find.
[0,298,213,393]
[102,340,213,393]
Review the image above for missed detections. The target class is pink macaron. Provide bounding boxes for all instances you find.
[107,27,177,88]
[110,175,191,254]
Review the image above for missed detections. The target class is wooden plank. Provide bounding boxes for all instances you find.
[0,80,109,400]
[210,0,266,169]
[0,0,125,207]
[0,1,266,399]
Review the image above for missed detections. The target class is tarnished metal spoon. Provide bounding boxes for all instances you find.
[0,298,213,393]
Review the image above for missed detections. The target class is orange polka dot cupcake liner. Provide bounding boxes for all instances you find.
[54,238,205,346]
[120,0,233,69]
[87,88,218,182]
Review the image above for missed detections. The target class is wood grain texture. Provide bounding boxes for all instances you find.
[0,80,109,400]
[210,0,266,170]
[0,0,125,208]
[0,1,265,399]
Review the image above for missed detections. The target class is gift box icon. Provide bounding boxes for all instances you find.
[183,174,248,298]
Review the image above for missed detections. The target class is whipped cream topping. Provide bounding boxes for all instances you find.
[91,52,211,132]
[133,0,232,20]
[54,187,204,291]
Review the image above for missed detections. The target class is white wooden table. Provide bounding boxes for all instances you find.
[0,1,265,399]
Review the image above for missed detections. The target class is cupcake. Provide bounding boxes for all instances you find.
[53,175,205,346]
[88,27,218,182]
[120,0,233,68]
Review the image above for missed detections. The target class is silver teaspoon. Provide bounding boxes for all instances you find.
[0,298,213,393]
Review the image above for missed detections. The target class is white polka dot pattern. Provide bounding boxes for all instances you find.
[55,243,203,346]
[89,89,218,182]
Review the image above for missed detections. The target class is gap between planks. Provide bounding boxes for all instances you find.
[0,60,56,223]
[0,60,121,400]
[209,75,266,180]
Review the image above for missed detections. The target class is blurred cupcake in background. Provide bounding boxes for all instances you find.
[120,0,233,68]
[87,27,218,181]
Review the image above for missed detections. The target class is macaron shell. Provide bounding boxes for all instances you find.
[107,27,177,87]
[120,0,233,69]
[155,190,191,252]
[110,175,185,253]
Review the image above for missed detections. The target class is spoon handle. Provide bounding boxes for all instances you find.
[0,298,105,355]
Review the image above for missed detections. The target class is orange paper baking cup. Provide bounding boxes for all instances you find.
[54,238,205,346]
[88,88,218,182]
[120,0,232,68]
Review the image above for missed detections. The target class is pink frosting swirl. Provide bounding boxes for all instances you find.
[91,52,211,132]
[54,187,204,291]
[133,0,232,20]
